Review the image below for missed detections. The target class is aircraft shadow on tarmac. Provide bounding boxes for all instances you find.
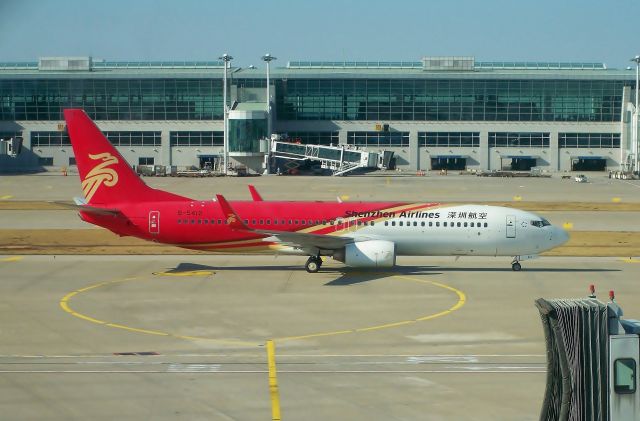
[162,263,619,286]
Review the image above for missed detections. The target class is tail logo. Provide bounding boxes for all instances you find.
[82,153,119,201]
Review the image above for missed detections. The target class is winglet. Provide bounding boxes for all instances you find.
[248,185,263,201]
[215,194,250,230]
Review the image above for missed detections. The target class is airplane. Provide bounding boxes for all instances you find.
[63,109,569,273]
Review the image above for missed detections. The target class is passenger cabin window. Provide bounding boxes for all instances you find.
[443,222,447,227]
[614,358,636,394]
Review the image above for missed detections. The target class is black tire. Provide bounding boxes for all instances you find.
[305,258,320,273]
[512,262,522,271]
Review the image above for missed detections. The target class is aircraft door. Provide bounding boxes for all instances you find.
[506,215,516,238]
[149,211,160,235]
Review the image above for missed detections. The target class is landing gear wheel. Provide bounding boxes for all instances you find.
[305,257,321,273]
[512,262,522,271]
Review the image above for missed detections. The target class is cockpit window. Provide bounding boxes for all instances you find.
[531,219,551,228]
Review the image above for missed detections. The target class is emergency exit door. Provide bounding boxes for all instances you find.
[149,211,160,235]
[506,215,516,238]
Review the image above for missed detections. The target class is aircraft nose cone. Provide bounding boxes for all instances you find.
[553,226,570,247]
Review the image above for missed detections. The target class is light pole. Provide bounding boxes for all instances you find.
[631,55,640,173]
[261,54,277,138]
[219,53,233,175]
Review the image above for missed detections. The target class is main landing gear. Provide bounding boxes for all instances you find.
[305,256,322,273]
[511,256,522,271]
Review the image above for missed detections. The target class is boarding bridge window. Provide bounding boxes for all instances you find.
[347,131,409,147]
[614,358,636,394]
[418,132,480,147]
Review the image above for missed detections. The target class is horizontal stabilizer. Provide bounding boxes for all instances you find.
[53,200,123,217]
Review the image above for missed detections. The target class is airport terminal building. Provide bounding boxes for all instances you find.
[0,56,637,173]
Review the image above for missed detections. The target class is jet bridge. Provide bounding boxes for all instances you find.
[270,141,389,176]
[536,289,640,421]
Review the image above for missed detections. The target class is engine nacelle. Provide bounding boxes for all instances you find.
[334,240,396,268]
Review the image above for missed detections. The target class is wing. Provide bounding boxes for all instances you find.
[215,194,354,253]
[254,229,354,251]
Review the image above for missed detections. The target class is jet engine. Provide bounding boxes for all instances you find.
[334,240,396,268]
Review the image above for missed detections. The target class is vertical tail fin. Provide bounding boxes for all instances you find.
[64,109,188,204]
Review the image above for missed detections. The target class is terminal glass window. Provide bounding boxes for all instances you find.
[489,132,550,147]
[614,358,636,394]
[418,132,480,147]
[0,79,223,121]
[285,131,339,145]
[170,131,224,146]
[275,79,626,122]
[347,131,409,147]
[104,131,161,146]
[138,157,154,165]
[31,131,71,146]
[559,133,620,148]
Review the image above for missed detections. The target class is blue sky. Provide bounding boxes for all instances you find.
[1,0,638,69]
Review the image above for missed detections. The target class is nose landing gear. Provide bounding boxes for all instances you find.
[305,256,322,273]
[511,256,522,271]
